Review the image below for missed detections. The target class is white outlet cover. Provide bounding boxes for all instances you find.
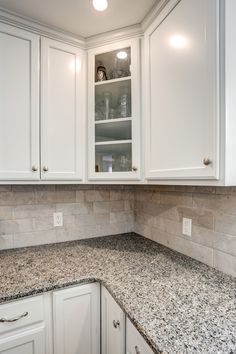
[53,212,63,227]
[182,217,192,237]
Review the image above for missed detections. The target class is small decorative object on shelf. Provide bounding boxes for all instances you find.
[118,86,130,118]
[103,91,112,120]
[96,63,107,81]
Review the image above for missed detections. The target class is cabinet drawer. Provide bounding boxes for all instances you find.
[126,318,154,354]
[0,296,44,335]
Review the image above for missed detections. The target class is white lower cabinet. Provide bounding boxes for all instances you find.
[101,286,125,354]
[0,295,46,354]
[126,318,154,354]
[0,327,45,354]
[0,284,155,354]
[53,283,100,354]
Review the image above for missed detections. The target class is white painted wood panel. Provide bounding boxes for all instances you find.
[41,38,85,180]
[0,327,45,354]
[145,0,219,180]
[126,318,154,354]
[0,23,40,180]
[101,286,125,354]
[53,283,100,354]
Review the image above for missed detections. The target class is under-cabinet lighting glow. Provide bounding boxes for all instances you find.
[93,0,108,12]
[169,35,188,49]
[116,51,128,60]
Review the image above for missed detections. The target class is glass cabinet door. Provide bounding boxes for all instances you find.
[88,39,140,180]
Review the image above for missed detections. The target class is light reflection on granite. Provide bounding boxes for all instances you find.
[0,233,235,354]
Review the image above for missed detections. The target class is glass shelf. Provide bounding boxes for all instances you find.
[95,79,131,121]
[95,120,131,142]
[95,47,131,83]
[95,143,132,173]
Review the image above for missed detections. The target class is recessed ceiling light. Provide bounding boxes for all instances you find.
[117,51,128,60]
[93,0,108,12]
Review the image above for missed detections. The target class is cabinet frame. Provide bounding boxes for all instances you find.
[87,39,141,181]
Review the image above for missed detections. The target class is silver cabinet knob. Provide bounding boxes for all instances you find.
[113,320,120,328]
[132,166,138,172]
[32,166,38,172]
[203,157,211,166]
[135,346,141,354]
[43,166,49,172]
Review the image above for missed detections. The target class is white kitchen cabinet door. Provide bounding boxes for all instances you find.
[41,38,85,180]
[144,0,219,180]
[126,318,154,354]
[53,283,100,354]
[0,23,40,180]
[88,39,141,181]
[0,327,45,354]
[101,286,125,354]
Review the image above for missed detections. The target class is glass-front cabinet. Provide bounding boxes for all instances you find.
[88,39,140,180]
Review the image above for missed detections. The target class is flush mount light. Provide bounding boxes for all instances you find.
[93,0,108,11]
[116,51,128,60]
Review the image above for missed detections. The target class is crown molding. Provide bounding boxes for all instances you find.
[0,7,85,48]
[141,0,171,31]
[85,24,143,49]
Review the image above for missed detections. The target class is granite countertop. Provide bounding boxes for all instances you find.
[0,233,235,354]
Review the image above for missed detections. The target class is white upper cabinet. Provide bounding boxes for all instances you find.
[0,23,40,180]
[144,0,219,181]
[88,39,141,181]
[41,38,85,180]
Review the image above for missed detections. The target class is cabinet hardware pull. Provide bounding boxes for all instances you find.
[135,345,141,354]
[113,320,120,328]
[132,166,138,172]
[32,166,38,172]
[43,166,49,172]
[203,157,211,166]
[0,311,28,323]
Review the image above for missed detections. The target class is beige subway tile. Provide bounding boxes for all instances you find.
[0,192,14,206]
[213,233,236,257]
[213,250,236,277]
[56,202,92,215]
[193,194,236,215]
[33,216,54,231]
[0,219,34,235]
[0,186,11,192]
[124,200,134,212]
[110,201,125,212]
[85,190,110,202]
[110,211,133,224]
[93,201,110,214]
[176,206,214,230]
[35,191,58,204]
[0,206,13,220]
[214,213,236,236]
[110,190,124,201]
[133,223,152,240]
[151,227,174,248]
[160,192,193,207]
[172,236,213,266]
[0,235,14,250]
[74,213,109,226]
[13,230,57,248]
[12,191,35,205]
[76,190,85,202]
[191,226,215,248]
[13,204,55,219]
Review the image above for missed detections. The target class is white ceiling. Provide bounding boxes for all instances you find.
[0,0,158,38]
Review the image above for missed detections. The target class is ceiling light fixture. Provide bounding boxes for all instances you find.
[116,51,128,60]
[93,0,108,12]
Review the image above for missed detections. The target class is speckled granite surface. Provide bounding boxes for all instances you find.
[0,233,235,354]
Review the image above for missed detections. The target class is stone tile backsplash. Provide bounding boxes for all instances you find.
[133,185,236,277]
[0,185,134,250]
[0,184,235,277]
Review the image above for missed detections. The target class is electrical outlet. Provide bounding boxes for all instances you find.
[182,217,192,237]
[53,212,63,227]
